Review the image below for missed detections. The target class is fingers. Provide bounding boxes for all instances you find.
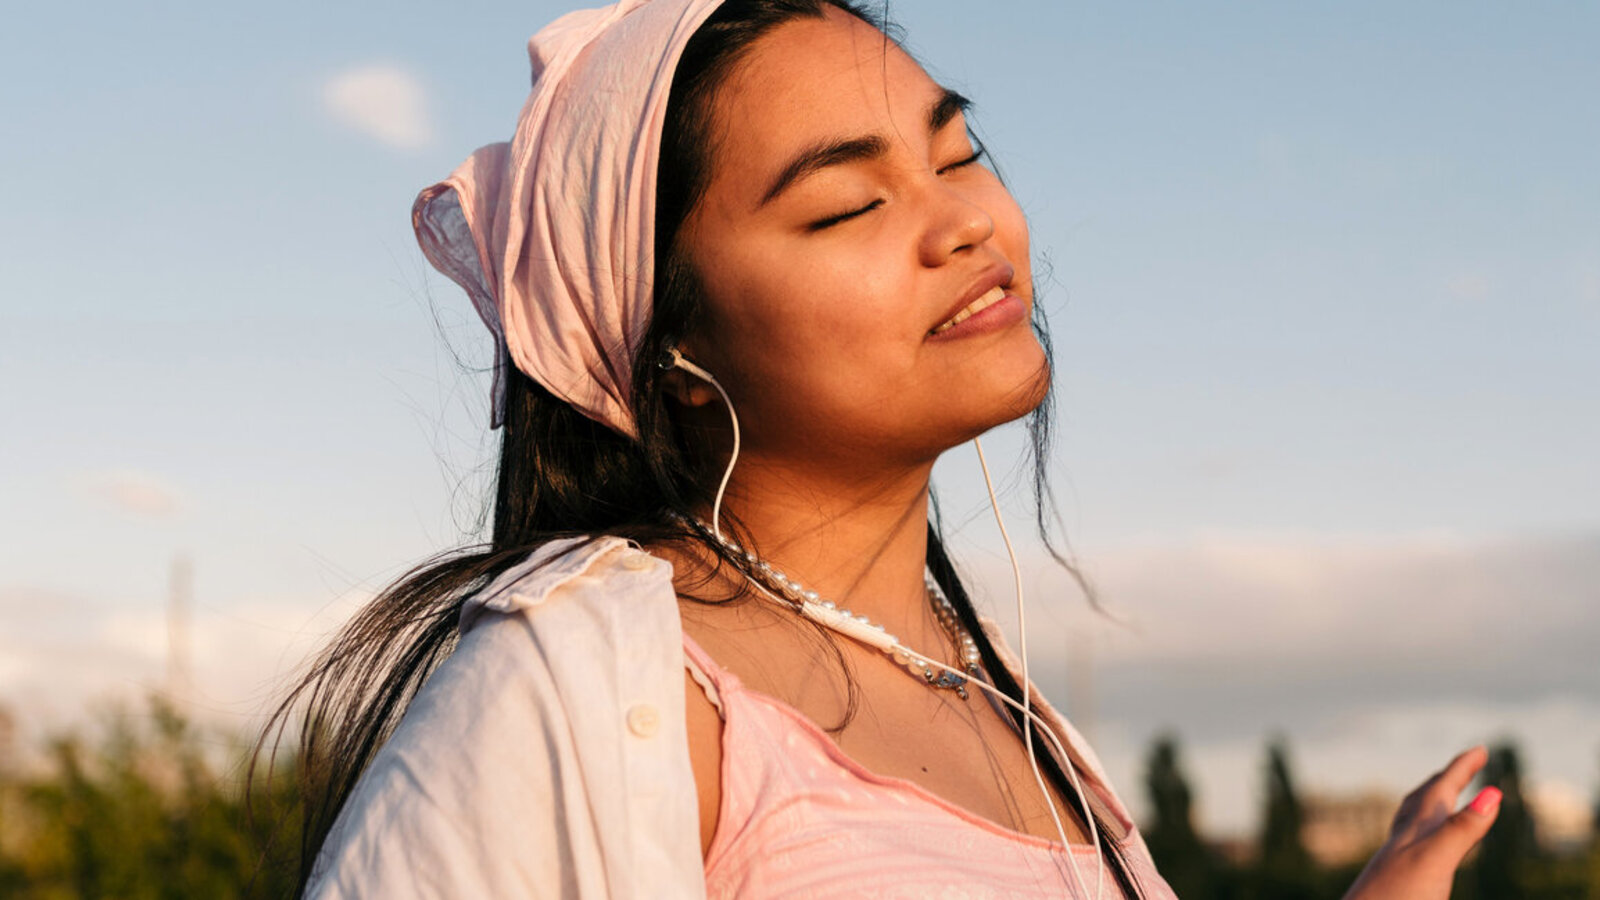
[1393,745,1491,830]
[1468,786,1503,816]
[1427,786,1501,863]
[1434,745,1489,798]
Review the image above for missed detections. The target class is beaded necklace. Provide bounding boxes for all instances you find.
[694,519,985,699]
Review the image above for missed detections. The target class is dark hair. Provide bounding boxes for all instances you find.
[256,2,1141,896]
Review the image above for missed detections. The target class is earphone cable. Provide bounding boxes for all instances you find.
[974,436,1103,900]
[672,352,1103,898]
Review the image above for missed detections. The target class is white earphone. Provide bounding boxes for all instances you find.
[660,348,740,542]
[662,348,1104,899]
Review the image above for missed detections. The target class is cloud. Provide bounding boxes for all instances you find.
[959,530,1600,832]
[0,584,368,742]
[1579,267,1600,306]
[1445,273,1492,302]
[1088,695,1600,837]
[970,531,1600,701]
[5,530,1594,838]
[321,64,432,150]
[80,469,183,518]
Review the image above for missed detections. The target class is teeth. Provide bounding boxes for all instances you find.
[931,285,1006,334]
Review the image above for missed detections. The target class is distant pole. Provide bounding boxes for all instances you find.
[0,703,15,774]
[167,553,193,706]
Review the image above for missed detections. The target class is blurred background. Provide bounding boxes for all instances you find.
[1,0,1595,895]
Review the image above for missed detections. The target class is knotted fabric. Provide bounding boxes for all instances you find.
[413,0,727,436]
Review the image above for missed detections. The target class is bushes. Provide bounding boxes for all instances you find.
[0,697,300,900]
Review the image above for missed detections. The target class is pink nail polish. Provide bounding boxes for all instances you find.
[1469,786,1502,815]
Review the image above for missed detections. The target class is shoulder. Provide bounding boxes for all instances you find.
[306,535,704,899]
[462,534,677,633]
[455,535,685,718]
[452,534,687,740]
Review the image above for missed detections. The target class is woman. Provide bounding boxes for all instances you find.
[271,1,1502,897]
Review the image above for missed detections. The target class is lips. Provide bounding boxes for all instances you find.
[930,263,1015,336]
[930,284,1007,335]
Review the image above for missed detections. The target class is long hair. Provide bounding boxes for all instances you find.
[256,2,1142,896]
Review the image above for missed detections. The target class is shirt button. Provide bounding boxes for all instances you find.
[621,553,652,571]
[626,704,660,738]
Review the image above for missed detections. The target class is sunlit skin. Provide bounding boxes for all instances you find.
[675,39,1045,472]
[663,8,1046,627]
[656,7,1500,892]
[656,6,1084,857]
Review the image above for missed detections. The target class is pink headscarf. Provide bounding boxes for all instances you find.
[412,0,727,437]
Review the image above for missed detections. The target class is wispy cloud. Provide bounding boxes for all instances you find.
[1445,272,1492,302]
[1578,265,1600,306]
[979,531,1600,685]
[80,469,183,518]
[0,584,368,738]
[320,63,432,150]
[965,531,1600,831]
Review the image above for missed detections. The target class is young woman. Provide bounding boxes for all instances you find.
[272,1,1502,896]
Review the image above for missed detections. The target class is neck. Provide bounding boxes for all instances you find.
[706,456,936,633]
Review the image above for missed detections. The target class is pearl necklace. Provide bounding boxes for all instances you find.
[694,519,985,699]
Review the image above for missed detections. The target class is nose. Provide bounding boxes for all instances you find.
[917,182,995,267]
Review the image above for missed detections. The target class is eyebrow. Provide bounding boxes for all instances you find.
[757,87,973,207]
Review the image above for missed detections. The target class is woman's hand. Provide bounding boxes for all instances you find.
[1343,745,1501,900]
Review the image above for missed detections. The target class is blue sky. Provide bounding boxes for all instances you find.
[2,1,1596,836]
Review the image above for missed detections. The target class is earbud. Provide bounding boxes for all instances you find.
[660,347,717,383]
[661,348,740,542]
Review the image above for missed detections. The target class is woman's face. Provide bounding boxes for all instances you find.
[676,6,1047,470]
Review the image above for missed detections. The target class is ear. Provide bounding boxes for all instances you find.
[659,365,720,408]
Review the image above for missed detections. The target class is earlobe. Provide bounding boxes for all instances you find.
[660,366,720,408]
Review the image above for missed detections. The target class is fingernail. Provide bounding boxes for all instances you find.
[1469,786,1502,815]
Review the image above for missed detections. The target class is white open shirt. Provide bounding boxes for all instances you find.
[305,535,707,899]
[304,535,1147,898]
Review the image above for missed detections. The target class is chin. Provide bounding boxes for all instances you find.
[946,355,1052,447]
[997,357,1053,425]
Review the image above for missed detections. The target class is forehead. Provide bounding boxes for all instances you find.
[703,9,945,187]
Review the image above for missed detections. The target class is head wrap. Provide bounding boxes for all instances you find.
[413,0,728,437]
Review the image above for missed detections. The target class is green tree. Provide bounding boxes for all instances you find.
[0,703,27,896]
[1254,735,1322,900]
[0,695,302,899]
[1471,740,1540,899]
[1143,732,1227,898]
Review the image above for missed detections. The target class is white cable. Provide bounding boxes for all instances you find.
[665,349,740,542]
[774,569,1101,898]
[713,438,1107,898]
[673,351,1104,897]
[973,436,1104,900]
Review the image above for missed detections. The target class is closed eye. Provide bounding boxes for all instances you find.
[808,199,884,231]
[806,146,985,231]
[937,147,987,175]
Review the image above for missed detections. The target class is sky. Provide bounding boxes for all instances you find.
[1,1,1596,837]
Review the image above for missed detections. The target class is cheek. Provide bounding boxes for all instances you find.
[689,261,927,447]
[700,234,914,363]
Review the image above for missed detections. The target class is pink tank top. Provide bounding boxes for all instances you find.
[683,634,1177,900]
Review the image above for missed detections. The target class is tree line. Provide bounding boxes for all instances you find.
[0,698,301,898]
[1143,734,1600,899]
[0,697,1595,897]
